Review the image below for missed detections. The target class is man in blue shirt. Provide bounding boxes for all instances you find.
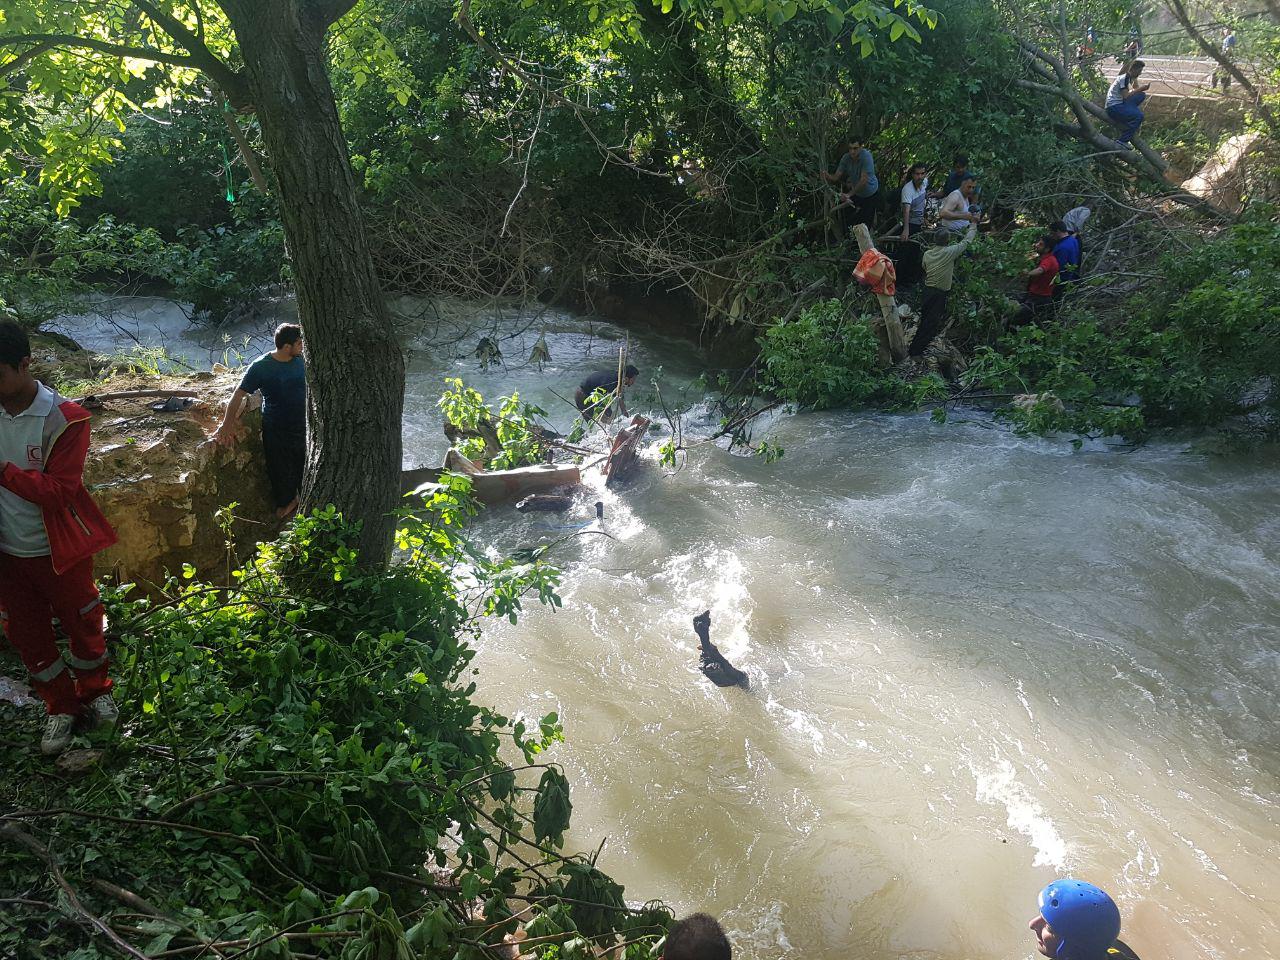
[939,153,969,198]
[215,323,306,518]
[1049,220,1082,297]
[821,136,880,229]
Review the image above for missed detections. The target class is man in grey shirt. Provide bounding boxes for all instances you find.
[821,136,880,228]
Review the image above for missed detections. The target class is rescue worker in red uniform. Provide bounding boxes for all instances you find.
[0,321,118,755]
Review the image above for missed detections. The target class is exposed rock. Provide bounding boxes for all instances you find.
[926,336,968,379]
[1181,132,1261,214]
[1013,392,1065,413]
[56,748,105,777]
[0,675,37,708]
[892,336,967,382]
[28,359,278,593]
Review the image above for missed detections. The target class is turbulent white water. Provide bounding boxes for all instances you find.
[58,296,1280,960]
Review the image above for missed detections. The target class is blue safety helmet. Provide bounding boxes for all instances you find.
[1038,879,1122,960]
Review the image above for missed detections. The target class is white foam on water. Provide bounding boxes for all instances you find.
[972,759,1069,870]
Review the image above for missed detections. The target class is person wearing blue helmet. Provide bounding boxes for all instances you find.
[1029,879,1140,960]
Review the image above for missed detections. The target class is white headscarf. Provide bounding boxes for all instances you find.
[1063,206,1092,234]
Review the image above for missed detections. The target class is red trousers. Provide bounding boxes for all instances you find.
[0,553,112,716]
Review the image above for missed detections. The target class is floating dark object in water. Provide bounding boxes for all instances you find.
[595,501,604,519]
[474,336,503,369]
[693,610,749,690]
[517,493,574,513]
[528,332,552,368]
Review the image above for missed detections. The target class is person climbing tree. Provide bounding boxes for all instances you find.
[1106,60,1150,147]
[216,323,307,519]
[821,136,880,229]
[0,321,119,756]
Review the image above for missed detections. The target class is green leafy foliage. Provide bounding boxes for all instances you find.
[760,298,889,409]
[0,497,667,958]
[964,215,1280,442]
[438,378,552,469]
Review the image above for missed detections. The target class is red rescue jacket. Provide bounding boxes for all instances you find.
[0,393,117,574]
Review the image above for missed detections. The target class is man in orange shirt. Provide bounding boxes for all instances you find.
[1009,235,1060,328]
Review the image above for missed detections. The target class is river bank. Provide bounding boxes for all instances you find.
[23,294,1280,960]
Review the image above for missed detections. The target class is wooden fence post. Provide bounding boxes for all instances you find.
[852,223,908,364]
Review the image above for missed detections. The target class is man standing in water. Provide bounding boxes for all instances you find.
[216,323,306,519]
[575,365,638,423]
[1029,879,1140,960]
[0,321,119,755]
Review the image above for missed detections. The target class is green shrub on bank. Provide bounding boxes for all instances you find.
[0,488,669,960]
[758,299,948,413]
[1,180,284,329]
[759,299,885,409]
[965,214,1280,442]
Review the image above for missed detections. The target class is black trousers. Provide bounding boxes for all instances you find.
[1010,294,1055,328]
[839,193,878,236]
[262,422,305,509]
[909,286,950,356]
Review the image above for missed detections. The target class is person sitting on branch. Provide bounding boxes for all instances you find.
[1106,60,1149,148]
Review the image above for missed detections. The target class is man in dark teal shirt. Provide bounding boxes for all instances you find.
[216,323,306,518]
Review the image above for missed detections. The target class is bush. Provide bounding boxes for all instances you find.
[964,214,1280,442]
[759,299,886,409]
[0,492,670,960]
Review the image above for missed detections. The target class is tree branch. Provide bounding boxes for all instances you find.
[0,39,55,79]
[302,0,362,33]
[0,34,196,70]
[128,0,249,106]
[0,823,150,960]
[1016,37,1169,174]
[219,93,270,194]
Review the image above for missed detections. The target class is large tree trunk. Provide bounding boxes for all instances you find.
[218,0,404,565]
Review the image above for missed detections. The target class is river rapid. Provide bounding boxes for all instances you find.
[56,296,1280,960]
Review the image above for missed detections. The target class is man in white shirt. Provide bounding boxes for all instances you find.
[1106,60,1149,146]
[899,163,928,240]
[939,175,980,233]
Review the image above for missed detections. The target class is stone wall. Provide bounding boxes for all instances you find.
[59,369,278,593]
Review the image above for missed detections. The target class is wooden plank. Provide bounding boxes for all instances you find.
[852,223,908,364]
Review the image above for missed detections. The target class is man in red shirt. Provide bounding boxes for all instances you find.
[1009,235,1060,328]
[0,321,119,755]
